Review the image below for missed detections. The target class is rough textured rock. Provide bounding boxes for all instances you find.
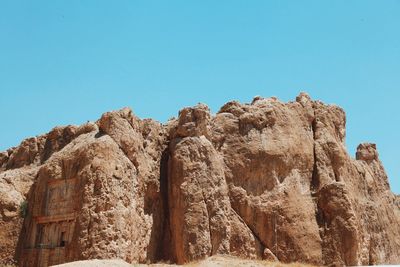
[168,105,261,263]
[0,167,37,265]
[0,93,399,267]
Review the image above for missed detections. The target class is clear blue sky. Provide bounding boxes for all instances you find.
[0,1,399,193]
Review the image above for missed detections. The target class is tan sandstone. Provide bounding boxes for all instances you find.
[0,93,399,267]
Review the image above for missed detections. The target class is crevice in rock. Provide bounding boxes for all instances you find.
[103,133,140,172]
[14,185,35,263]
[310,117,326,265]
[157,148,171,262]
[94,130,105,139]
[231,207,265,256]
[333,171,340,182]
[7,98,399,266]
[143,147,171,262]
[311,118,319,193]
[201,189,214,256]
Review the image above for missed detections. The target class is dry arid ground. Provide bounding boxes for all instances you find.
[51,256,314,267]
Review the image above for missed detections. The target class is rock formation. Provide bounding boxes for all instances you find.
[0,93,399,266]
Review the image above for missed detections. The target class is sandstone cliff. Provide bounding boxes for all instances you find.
[0,93,399,266]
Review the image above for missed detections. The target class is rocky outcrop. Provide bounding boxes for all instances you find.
[0,93,399,266]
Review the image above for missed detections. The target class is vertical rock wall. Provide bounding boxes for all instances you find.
[0,94,399,266]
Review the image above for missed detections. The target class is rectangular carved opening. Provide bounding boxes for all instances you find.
[35,224,44,248]
[60,231,66,247]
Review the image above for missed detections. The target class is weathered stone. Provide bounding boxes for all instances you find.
[6,137,41,169]
[0,151,8,170]
[173,103,211,138]
[0,167,38,265]
[263,248,278,261]
[0,93,399,267]
[356,143,379,162]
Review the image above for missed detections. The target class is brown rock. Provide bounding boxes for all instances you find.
[0,151,8,170]
[263,248,278,261]
[356,143,379,162]
[168,136,228,263]
[6,137,41,169]
[173,103,211,138]
[168,106,261,263]
[0,167,38,265]
[0,93,399,267]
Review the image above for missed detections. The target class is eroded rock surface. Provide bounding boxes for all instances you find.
[0,94,399,266]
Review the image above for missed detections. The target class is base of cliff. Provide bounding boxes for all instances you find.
[52,255,314,267]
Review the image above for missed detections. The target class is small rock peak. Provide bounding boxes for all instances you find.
[118,107,141,122]
[251,95,263,104]
[251,96,280,106]
[120,106,133,116]
[174,103,211,138]
[195,102,210,110]
[98,107,142,132]
[98,107,134,123]
[296,92,312,103]
[356,143,379,162]
[218,100,245,116]
[177,103,210,119]
[76,122,98,136]
[47,125,77,140]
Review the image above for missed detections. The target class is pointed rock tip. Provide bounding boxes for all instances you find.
[356,143,379,161]
[296,92,312,102]
[178,103,210,115]
[174,103,211,138]
[251,95,279,105]
[99,107,134,118]
[195,102,210,111]
[120,107,134,116]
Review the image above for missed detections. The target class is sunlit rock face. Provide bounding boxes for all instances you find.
[1,93,399,267]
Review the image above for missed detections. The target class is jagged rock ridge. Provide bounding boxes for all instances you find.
[0,93,399,266]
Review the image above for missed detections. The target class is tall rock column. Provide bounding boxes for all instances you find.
[167,104,260,263]
[312,101,360,266]
[168,104,230,263]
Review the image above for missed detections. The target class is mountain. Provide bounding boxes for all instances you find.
[1,93,399,266]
